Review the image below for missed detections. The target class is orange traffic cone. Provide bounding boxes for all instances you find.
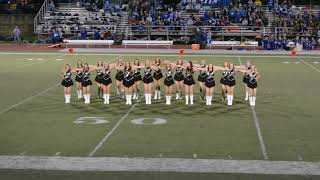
[179,49,185,55]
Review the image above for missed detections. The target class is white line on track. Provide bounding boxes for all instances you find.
[238,57,269,160]
[1,156,320,175]
[88,99,140,157]
[297,56,320,73]
[54,152,61,156]
[0,83,60,114]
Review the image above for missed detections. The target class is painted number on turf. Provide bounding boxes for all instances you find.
[131,118,167,125]
[74,117,109,125]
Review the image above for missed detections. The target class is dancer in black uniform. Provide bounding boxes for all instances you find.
[122,62,135,105]
[164,62,175,105]
[133,59,142,100]
[183,61,196,105]
[61,64,74,103]
[80,63,93,104]
[153,58,163,100]
[115,59,124,98]
[242,61,252,101]
[142,60,154,104]
[223,63,242,106]
[203,64,225,106]
[243,65,260,106]
[101,62,115,104]
[197,60,207,100]
[95,61,104,99]
[219,62,229,101]
[174,57,184,100]
[75,60,83,99]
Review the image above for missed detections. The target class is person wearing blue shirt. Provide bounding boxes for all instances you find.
[80,29,87,40]
[94,30,100,40]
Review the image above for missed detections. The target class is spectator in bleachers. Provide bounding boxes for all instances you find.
[80,28,88,40]
[206,31,212,45]
[93,29,100,40]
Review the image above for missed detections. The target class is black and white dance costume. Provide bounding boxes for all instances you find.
[242,66,251,84]
[61,70,74,87]
[122,70,135,88]
[183,68,195,86]
[101,69,112,86]
[220,70,228,85]
[115,69,124,81]
[153,64,163,80]
[247,72,258,89]
[226,69,236,87]
[143,67,153,84]
[134,68,142,82]
[198,64,207,82]
[164,68,174,86]
[81,69,93,87]
[174,67,184,81]
[75,69,83,83]
[95,67,104,84]
[204,71,215,88]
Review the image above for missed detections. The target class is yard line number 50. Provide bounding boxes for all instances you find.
[74,117,167,125]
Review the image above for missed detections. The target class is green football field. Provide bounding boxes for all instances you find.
[0,52,319,179]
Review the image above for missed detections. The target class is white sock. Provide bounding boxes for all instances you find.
[145,94,148,104]
[245,91,249,101]
[230,95,233,105]
[64,94,67,103]
[128,95,132,105]
[83,94,87,103]
[209,96,213,105]
[158,90,161,99]
[103,94,107,104]
[77,90,80,98]
[190,95,193,105]
[148,94,152,104]
[116,88,120,96]
[252,96,256,106]
[205,96,209,105]
[106,94,110,104]
[67,94,71,103]
[87,94,90,104]
[154,91,158,99]
[185,95,189,105]
[165,96,169,104]
[79,90,82,98]
[249,97,252,106]
[176,92,179,99]
[227,95,231,105]
[125,95,129,105]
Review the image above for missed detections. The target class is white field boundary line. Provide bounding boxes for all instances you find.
[1,52,320,59]
[88,99,140,157]
[296,56,320,73]
[0,156,320,175]
[0,54,68,74]
[0,83,60,114]
[238,57,269,160]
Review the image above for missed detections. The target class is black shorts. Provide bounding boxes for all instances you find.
[205,80,215,88]
[164,77,174,86]
[143,76,153,84]
[115,72,124,81]
[123,79,135,88]
[102,77,112,86]
[95,75,103,84]
[174,73,184,81]
[134,74,142,82]
[243,76,249,84]
[75,76,83,82]
[184,76,195,86]
[198,74,207,82]
[247,82,258,89]
[61,79,74,87]
[220,78,228,85]
[153,72,163,80]
[82,80,93,87]
[226,79,236,87]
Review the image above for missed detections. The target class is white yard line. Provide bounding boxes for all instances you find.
[0,156,319,175]
[88,100,140,157]
[238,57,269,160]
[0,83,60,114]
[297,56,320,73]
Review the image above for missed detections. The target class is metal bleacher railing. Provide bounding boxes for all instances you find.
[34,0,49,33]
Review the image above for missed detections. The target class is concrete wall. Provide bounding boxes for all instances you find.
[0,14,34,36]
